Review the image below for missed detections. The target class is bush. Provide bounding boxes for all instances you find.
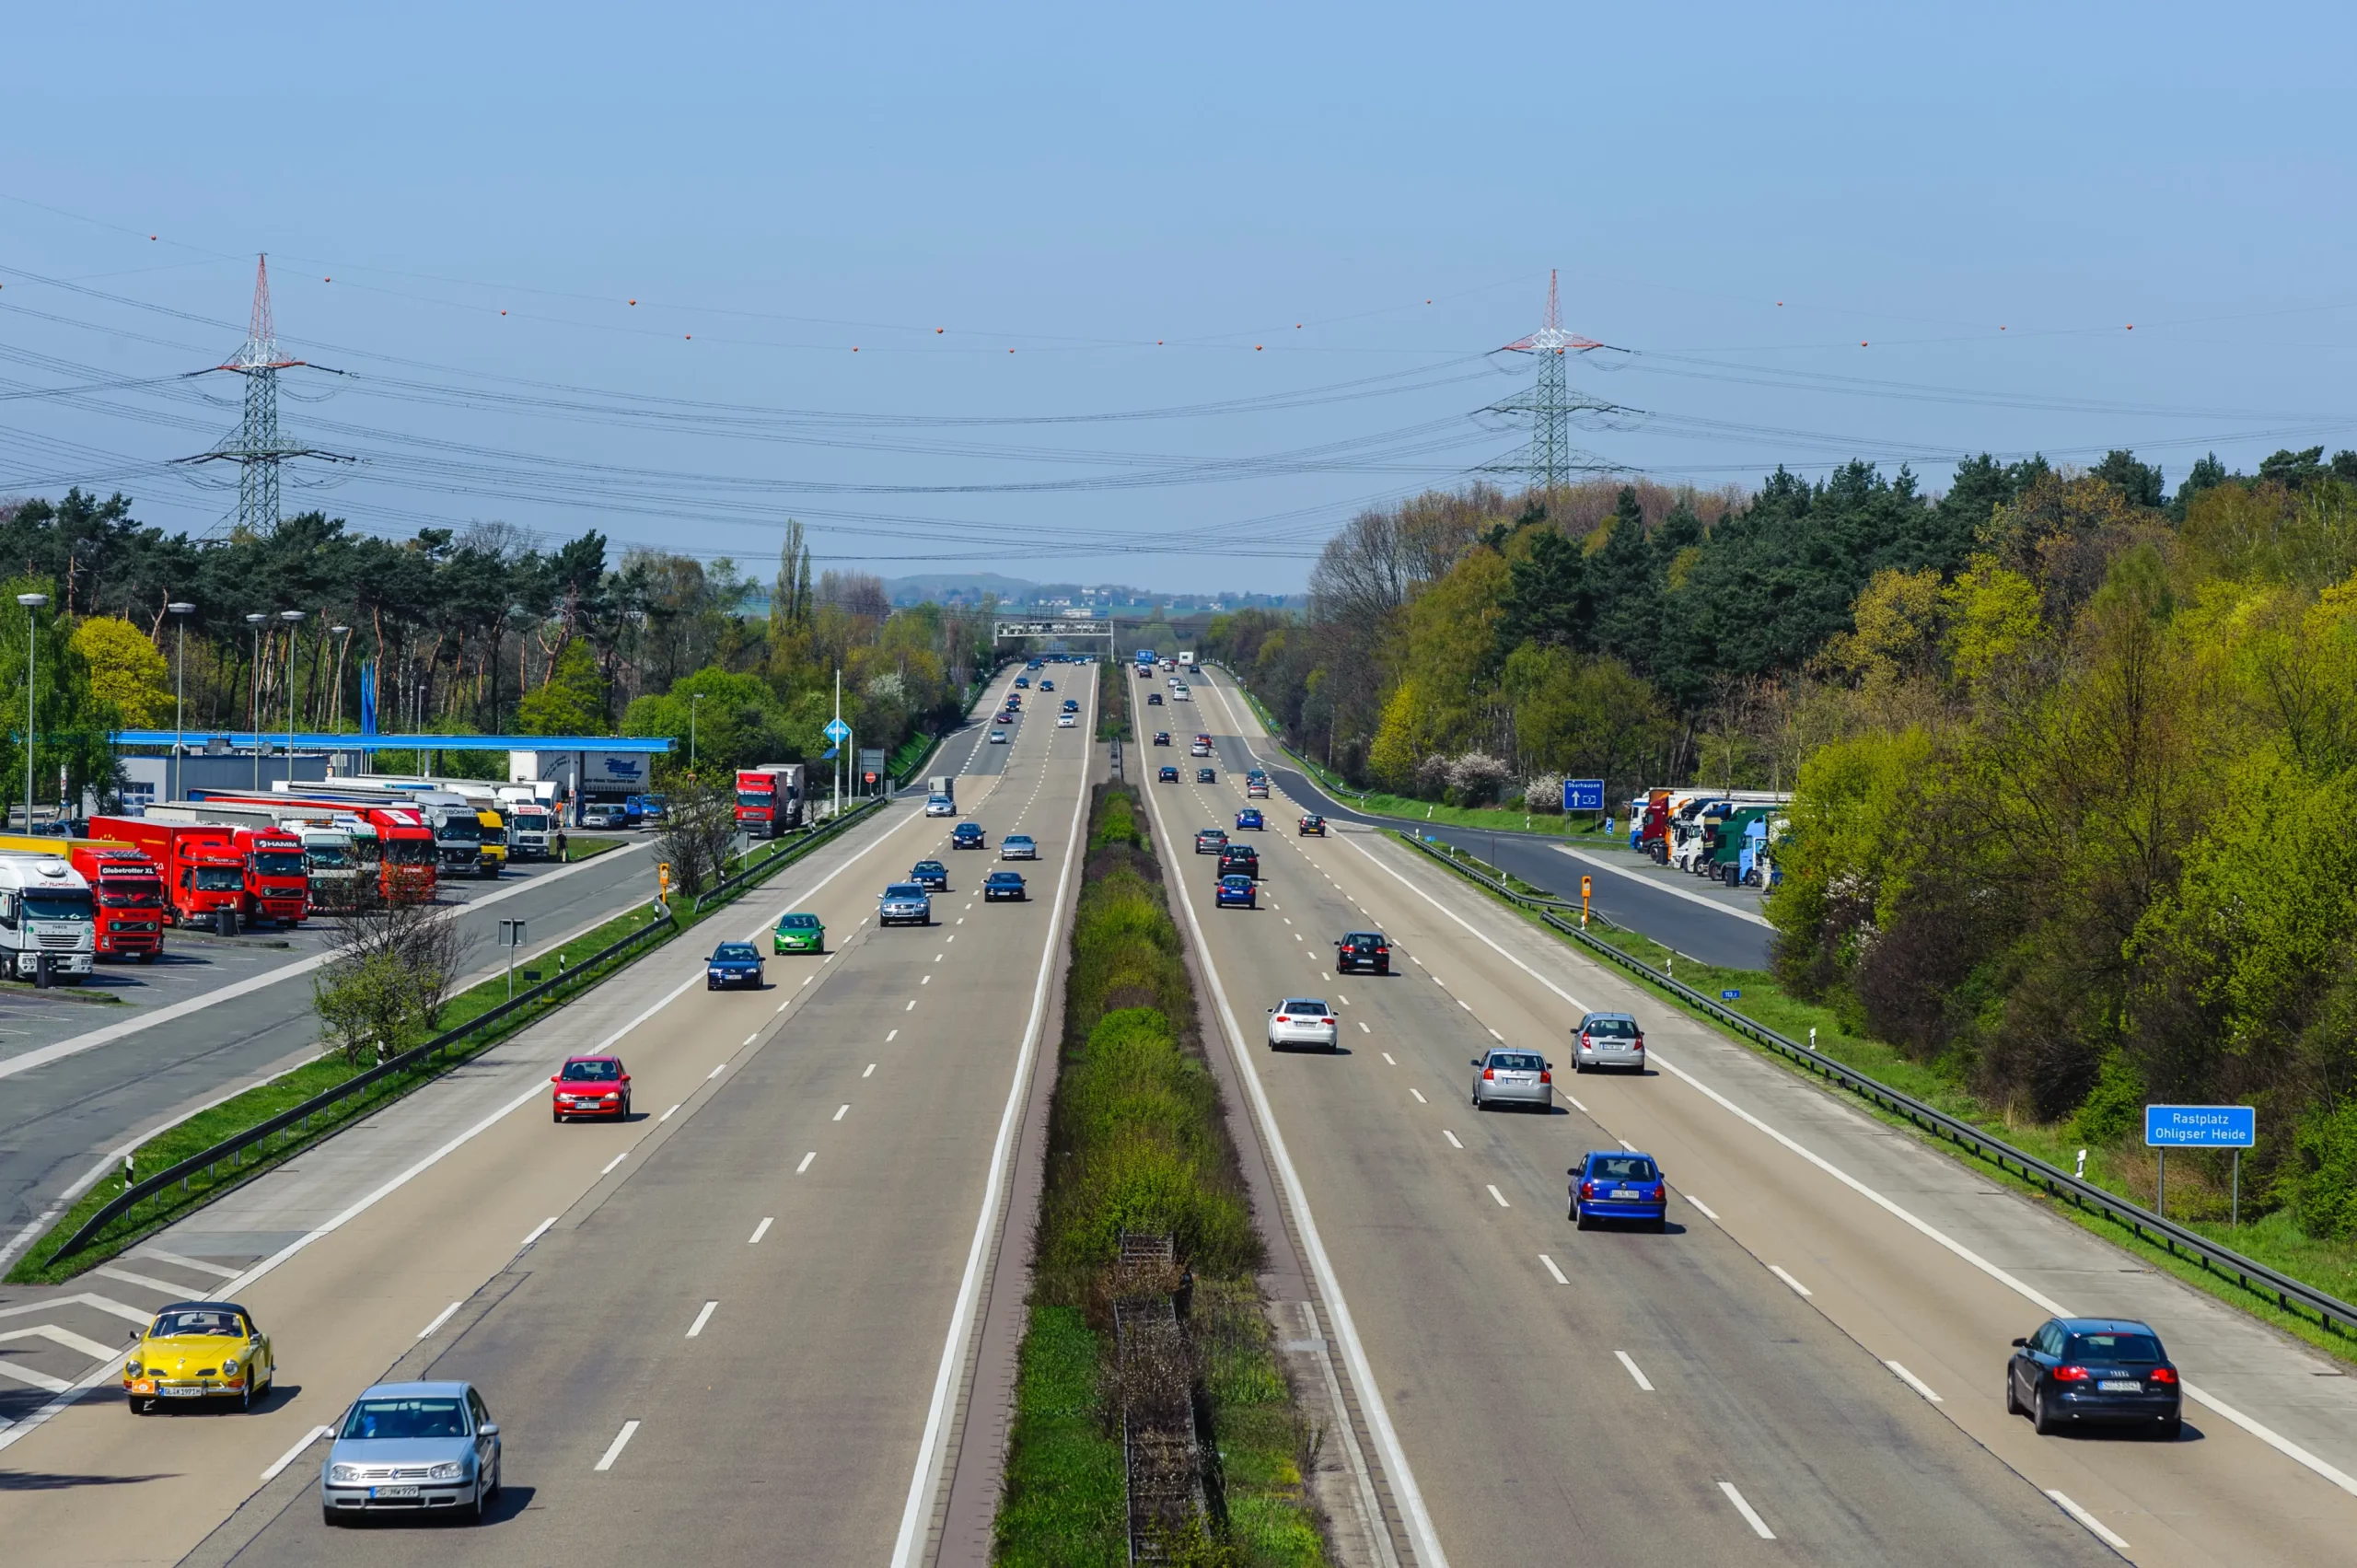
[2290,1098,2357,1241]
[1523,774,1564,813]
[1446,751,1510,806]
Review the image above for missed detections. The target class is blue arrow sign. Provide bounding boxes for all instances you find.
[1563,779,1605,812]
[823,718,852,743]
[2144,1104,2256,1148]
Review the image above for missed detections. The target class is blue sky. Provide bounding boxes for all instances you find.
[3,1,2350,590]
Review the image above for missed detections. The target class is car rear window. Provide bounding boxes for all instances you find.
[561,1060,621,1081]
[1284,1001,1329,1016]
[1222,875,1252,887]
[2066,1332,2164,1362]
[1347,933,1386,945]
[1588,1155,1658,1181]
[1585,1016,1640,1037]
[1492,1052,1545,1071]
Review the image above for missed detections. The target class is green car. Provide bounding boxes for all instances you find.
[773,912,825,954]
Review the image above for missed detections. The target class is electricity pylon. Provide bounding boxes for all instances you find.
[1485,269,1613,493]
[180,255,346,532]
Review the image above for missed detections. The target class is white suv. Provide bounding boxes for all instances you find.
[1266,998,1339,1052]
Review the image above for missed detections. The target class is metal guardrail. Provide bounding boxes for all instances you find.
[1398,831,2357,1341]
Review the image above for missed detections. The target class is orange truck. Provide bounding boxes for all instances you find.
[0,835,168,962]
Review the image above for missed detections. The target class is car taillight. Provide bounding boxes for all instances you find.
[1580,1034,1592,1048]
[1482,1067,1495,1080]
[1580,1181,1595,1199]
[1376,947,1387,954]
[2053,1365,2090,1382]
[1538,1070,1551,1084]
[1275,1016,1289,1024]
[2149,1366,2177,1385]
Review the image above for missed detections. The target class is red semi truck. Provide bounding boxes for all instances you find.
[227,825,310,926]
[735,763,807,839]
[88,818,251,935]
[0,835,168,962]
[197,793,439,903]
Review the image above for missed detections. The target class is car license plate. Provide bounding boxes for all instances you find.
[1612,1188,1640,1200]
[2097,1379,2142,1392]
[159,1385,206,1398]
[371,1484,421,1499]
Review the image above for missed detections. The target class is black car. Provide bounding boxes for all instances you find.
[1195,767,1216,784]
[1335,931,1391,974]
[911,860,949,890]
[951,822,985,850]
[1159,765,1180,783]
[2008,1318,2181,1439]
[1148,692,1164,705]
[1153,731,1171,746]
[1218,844,1260,879]
[983,870,1028,901]
[1194,828,1227,854]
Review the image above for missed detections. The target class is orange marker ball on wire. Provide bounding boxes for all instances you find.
[1861,341,1869,347]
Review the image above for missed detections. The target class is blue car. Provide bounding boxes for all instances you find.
[1014,676,1030,689]
[1571,1149,1667,1231]
[911,859,949,890]
[951,822,985,851]
[320,1380,502,1525]
[1235,807,1264,831]
[983,870,1028,901]
[1215,873,1257,909]
[706,941,765,991]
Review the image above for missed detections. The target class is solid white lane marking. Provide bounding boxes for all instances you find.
[1886,1360,1943,1402]
[595,1420,641,1471]
[1615,1351,1655,1392]
[416,1301,461,1340]
[887,1028,899,1042]
[1719,1481,1775,1539]
[1382,1052,1397,1065]
[797,1151,816,1174]
[600,1152,627,1176]
[1357,1020,1370,1034]
[2046,1490,2131,1551]
[834,1104,850,1121]
[259,1424,334,1481]
[1687,1195,1720,1221]
[1538,1254,1569,1284]
[1768,1265,1812,1297]
[659,1103,681,1123]
[518,1216,556,1249]
[749,1218,773,1244]
[1487,1184,1510,1207]
[1410,1088,1427,1104]
[688,1301,719,1338]
[864,1063,877,1078]
[134,1248,239,1280]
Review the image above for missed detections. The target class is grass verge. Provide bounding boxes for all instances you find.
[563,834,626,863]
[995,783,1326,1567]
[10,807,882,1284]
[1402,832,2357,1363]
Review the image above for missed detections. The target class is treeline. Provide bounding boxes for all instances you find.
[1214,446,2357,1234]
[0,495,997,799]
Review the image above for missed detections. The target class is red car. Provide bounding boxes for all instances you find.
[551,1055,632,1121]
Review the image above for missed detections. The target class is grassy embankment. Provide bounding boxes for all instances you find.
[10,807,875,1284]
[1411,832,2357,1359]
[995,784,1327,1567]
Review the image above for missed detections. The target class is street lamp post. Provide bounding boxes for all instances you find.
[279,610,306,786]
[167,602,196,803]
[244,613,269,788]
[17,593,47,833]
[689,692,706,772]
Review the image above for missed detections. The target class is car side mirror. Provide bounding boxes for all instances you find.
[480,1423,499,1437]
[1471,1058,1481,1066]
[550,1074,561,1083]
[127,1328,141,1342]
[621,1074,632,1084]
[2010,1337,2028,1348]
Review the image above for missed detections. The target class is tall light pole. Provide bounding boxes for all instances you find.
[244,612,268,788]
[17,593,47,831]
[689,692,706,772]
[168,601,196,803]
[279,610,305,786]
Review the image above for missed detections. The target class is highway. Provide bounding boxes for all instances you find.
[0,662,1088,1567]
[0,834,661,1274]
[1131,664,2357,1567]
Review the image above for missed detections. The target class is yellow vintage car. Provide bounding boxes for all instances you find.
[123,1300,275,1413]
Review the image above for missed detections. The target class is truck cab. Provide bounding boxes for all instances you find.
[504,803,553,860]
[474,809,507,876]
[236,828,311,926]
[0,854,96,982]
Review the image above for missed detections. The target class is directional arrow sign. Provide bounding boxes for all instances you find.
[823,718,852,743]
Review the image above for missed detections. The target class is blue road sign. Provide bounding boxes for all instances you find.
[1563,778,1606,812]
[1721,989,1741,1000]
[2144,1104,2256,1148]
[823,718,853,744]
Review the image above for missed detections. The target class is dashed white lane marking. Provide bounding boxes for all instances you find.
[778,999,792,1012]
[864,1063,877,1078]
[743,1032,759,1047]
[906,999,917,1011]
[934,953,944,962]
[595,1420,641,1471]
[1410,1088,1427,1104]
[922,974,932,984]
[796,1152,817,1174]
[1615,1351,1655,1392]
[1457,999,1471,1012]
[1565,1095,1590,1113]
[1336,992,1350,1005]
[688,1301,719,1338]
[416,1301,461,1340]
[600,1151,628,1176]
[1538,1254,1569,1285]
[749,1218,773,1244]
[260,1424,334,1481]
[708,1063,726,1079]
[887,1028,900,1042]
[1487,1028,1503,1041]
[1886,1360,1943,1402]
[1382,1052,1397,1065]
[1618,1138,1637,1152]
[1768,1265,1813,1297]
[519,1216,557,1250]
[1687,1195,1721,1221]
[833,1104,850,1121]
[1442,1129,1462,1148]
[1719,1481,1775,1539]
[1486,1184,1510,1207]
[1356,1020,1370,1034]
[2046,1490,2131,1551]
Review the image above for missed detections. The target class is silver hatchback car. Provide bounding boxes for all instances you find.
[321,1380,501,1525]
[1573,1012,1645,1073]
[1472,1047,1553,1110]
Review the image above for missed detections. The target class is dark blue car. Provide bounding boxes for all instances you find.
[1235,808,1264,830]
[1571,1150,1666,1231]
[911,860,949,890]
[983,870,1028,901]
[2007,1318,2181,1439]
[706,942,765,992]
[951,822,985,851]
[1215,873,1257,910]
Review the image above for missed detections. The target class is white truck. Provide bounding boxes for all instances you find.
[0,853,97,982]
[925,775,957,818]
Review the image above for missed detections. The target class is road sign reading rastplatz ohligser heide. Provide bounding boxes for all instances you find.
[2144,1104,2256,1148]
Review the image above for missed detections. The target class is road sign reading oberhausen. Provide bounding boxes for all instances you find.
[823,718,852,743]
[1563,779,1605,812]
[2143,1105,2256,1148]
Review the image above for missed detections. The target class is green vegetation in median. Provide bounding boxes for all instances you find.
[1097,657,1130,743]
[1403,831,2357,1361]
[563,834,626,863]
[997,783,1326,1567]
[10,805,883,1284]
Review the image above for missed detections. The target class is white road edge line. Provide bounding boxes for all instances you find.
[687,1301,718,1338]
[1768,1265,1812,1297]
[1538,1254,1568,1285]
[749,1217,773,1244]
[1614,1350,1654,1392]
[1719,1481,1776,1539]
[416,1301,461,1340]
[1885,1359,1943,1402]
[1551,844,1776,929]
[594,1419,640,1471]
[259,1424,334,1482]
[891,668,1097,1568]
[1144,698,1451,1568]
[2046,1489,2131,1551]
